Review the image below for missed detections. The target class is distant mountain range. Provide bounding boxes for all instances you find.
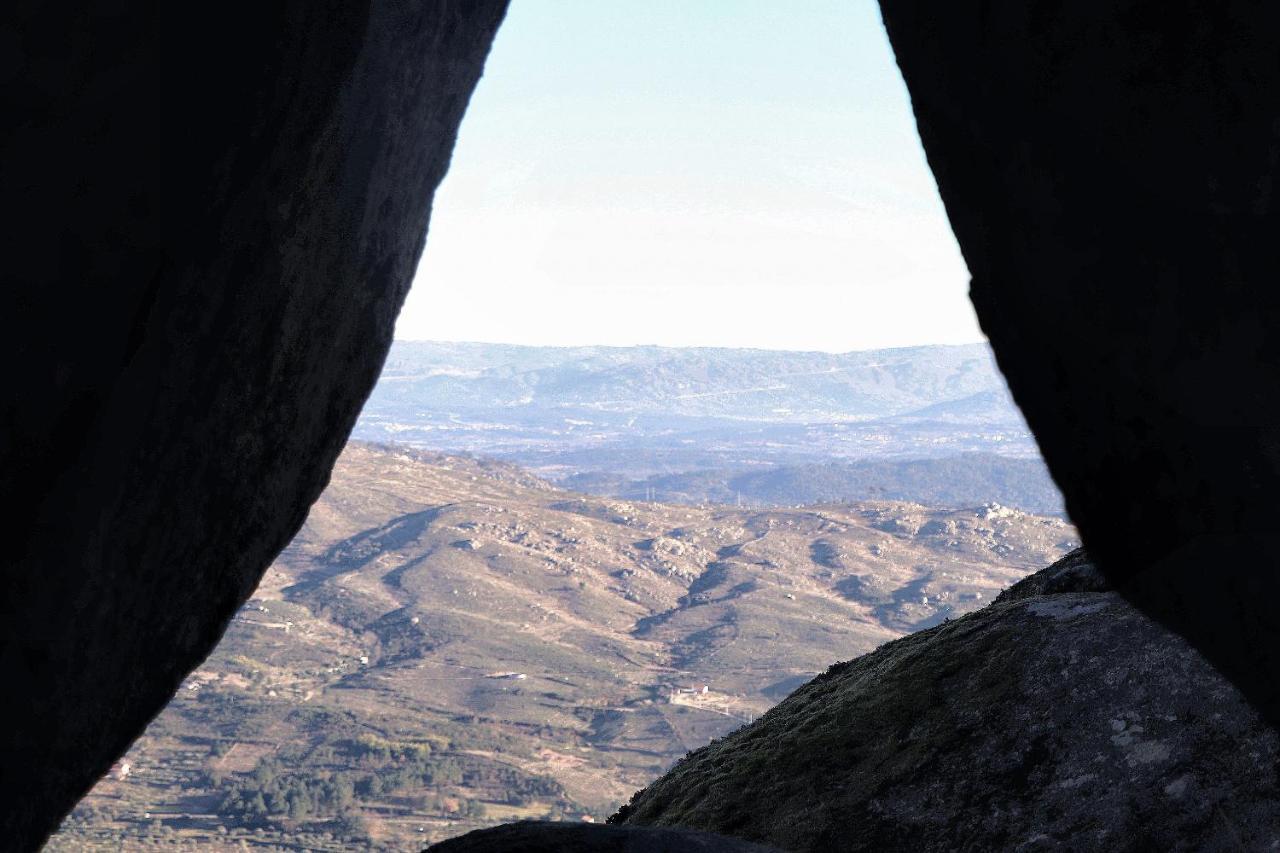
[353,343,1057,512]
[365,341,1023,424]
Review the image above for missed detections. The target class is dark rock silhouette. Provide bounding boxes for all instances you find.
[611,551,1280,850]
[9,1,1280,850]
[428,822,781,853]
[879,0,1280,722]
[2,1,508,846]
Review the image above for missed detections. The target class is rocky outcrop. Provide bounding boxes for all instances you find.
[428,822,781,853]
[2,2,507,847]
[611,551,1280,851]
[992,547,1109,602]
[12,1,1280,849]
[877,1,1280,722]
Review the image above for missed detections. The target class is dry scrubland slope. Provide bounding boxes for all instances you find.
[49,443,1076,851]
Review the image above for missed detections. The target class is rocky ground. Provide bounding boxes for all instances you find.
[609,550,1280,851]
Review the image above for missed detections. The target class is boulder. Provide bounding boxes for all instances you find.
[612,551,1280,851]
[878,0,1280,721]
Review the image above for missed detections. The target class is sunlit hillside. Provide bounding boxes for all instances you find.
[49,443,1076,851]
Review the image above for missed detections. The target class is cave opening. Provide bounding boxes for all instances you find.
[41,5,1084,850]
[20,1,1280,849]
[36,3,1086,849]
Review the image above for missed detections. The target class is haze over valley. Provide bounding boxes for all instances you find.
[356,342,1063,514]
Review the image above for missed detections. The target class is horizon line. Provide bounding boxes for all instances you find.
[388,337,991,356]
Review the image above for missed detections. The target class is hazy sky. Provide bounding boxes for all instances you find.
[395,0,982,352]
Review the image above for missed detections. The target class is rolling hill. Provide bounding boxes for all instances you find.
[48,443,1077,851]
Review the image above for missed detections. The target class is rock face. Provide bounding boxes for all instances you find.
[877,2,1280,721]
[612,551,1280,851]
[11,2,1280,849]
[2,2,508,846]
[428,822,781,853]
[992,547,1110,602]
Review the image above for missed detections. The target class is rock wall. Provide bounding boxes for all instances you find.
[10,1,1280,849]
[1,2,508,846]
[878,1,1280,721]
[613,551,1280,850]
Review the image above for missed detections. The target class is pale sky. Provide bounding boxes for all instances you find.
[395,0,982,352]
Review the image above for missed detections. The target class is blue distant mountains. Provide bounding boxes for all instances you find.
[353,341,1063,514]
[366,341,1021,423]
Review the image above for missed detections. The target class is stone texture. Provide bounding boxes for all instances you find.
[613,552,1280,851]
[1,2,508,847]
[11,1,1280,849]
[877,1,1280,721]
[994,547,1109,603]
[428,822,781,853]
